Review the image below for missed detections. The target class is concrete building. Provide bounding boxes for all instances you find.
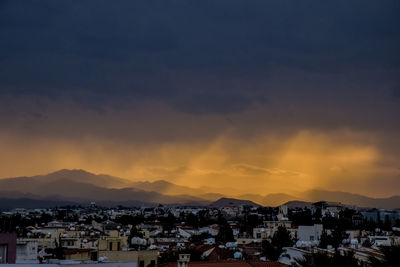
[298,224,323,242]
[98,250,157,267]
[252,221,297,240]
[0,233,17,264]
[362,210,379,223]
[178,254,190,267]
[16,238,38,263]
[379,210,400,225]
[97,231,157,266]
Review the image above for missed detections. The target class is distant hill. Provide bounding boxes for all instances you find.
[299,189,400,209]
[235,190,400,209]
[0,170,211,209]
[210,197,261,207]
[0,198,79,210]
[0,169,220,201]
[0,169,133,190]
[131,180,209,196]
[0,169,399,209]
[243,190,400,209]
[283,201,313,209]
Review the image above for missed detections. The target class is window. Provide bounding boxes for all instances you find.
[109,242,113,251]
[117,242,120,251]
[256,233,261,239]
[140,260,144,267]
[310,235,314,241]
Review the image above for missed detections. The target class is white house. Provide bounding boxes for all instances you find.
[16,239,39,264]
[298,224,323,242]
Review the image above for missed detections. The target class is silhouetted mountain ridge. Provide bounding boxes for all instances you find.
[209,197,261,207]
[0,169,399,209]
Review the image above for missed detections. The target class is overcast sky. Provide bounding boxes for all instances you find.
[0,1,399,196]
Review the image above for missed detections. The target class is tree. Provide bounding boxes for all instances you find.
[190,232,212,244]
[128,226,144,247]
[216,222,234,243]
[160,212,176,233]
[330,228,348,248]
[319,228,348,249]
[319,230,331,249]
[290,208,313,226]
[262,226,294,261]
[46,233,65,260]
[261,239,282,261]
[272,226,294,248]
[185,213,199,228]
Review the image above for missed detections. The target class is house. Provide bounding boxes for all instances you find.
[253,228,268,240]
[379,210,400,225]
[253,221,297,240]
[98,231,157,266]
[98,249,157,267]
[16,238,38,263]
[60,236,80,249]
[98,231,128,252]
[63,248,97,261]
[362,210,379,223]
[177,228,193,239]
[263,221,293,231]
[369,236,392,247]
[199,225,219,236]
[345,230,360,240]
[178,254,190,267]
[297,224,323,243]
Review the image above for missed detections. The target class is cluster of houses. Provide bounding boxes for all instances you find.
[0,201,399,266]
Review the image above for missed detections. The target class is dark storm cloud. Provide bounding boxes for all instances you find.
[1,1,400,196]
[1,0,399,115]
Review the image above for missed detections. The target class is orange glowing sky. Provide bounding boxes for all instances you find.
[0,102,398,197]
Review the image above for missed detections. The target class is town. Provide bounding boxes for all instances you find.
[1,200,399,266]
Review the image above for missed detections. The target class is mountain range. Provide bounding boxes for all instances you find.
[0,169,399,210]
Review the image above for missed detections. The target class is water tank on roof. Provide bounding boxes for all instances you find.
[131,237,147,246]
[98,256,108,262]
[234,252,242,259]
[226,242,237,248]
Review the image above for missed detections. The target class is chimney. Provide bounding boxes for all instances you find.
[177,254,190,267]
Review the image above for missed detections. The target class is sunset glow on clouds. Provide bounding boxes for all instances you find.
[0,107,397,197]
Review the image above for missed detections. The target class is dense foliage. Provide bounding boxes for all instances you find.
[261,226,294,260]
